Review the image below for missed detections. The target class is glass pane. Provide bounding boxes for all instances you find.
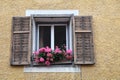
[54,26,66,49]
[39,26,51,48]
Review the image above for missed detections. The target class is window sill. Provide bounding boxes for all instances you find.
[24,65,80,72]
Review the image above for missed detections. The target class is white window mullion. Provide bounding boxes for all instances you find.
[66,25,69,50]
[51,25,54,50]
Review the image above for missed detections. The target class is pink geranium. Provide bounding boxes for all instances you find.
[34,45,73,66]
[33,51,39,55]
[47,53,53,57]
[39,48,45,53]
[66,55,72,60]
[45,46,52,53]
[66,50,72,55]
[39,57,45,62]
[50,58,53,62]
[35,58,39,63]
[45,61,50,66]
[54,46,62,54]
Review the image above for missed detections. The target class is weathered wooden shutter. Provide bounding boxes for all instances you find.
[73,16,95,64]
[11,17,31,65]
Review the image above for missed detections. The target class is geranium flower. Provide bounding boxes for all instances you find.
[39,57,45,62]
[39,48,45,53]
[66,50,72,55]
[54,46,62,54]
[33,51,39,55]
[66,55,72,60]
[35,58,39,63]
[50,58,53,62]
[45,61,50,66]
[45,46,52,53]
[34,45,72,66]
[47,53,53,57]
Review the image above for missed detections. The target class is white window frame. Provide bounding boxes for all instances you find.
[25,10,80,72]
[33,18,73,53]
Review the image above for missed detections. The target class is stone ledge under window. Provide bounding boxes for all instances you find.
[24,65,80,72]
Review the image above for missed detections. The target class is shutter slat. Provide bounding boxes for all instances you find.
[13,31,30,34]
[11,17,31,65]
[74,16,95,64]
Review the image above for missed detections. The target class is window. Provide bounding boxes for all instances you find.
[10,14,95,66]
[38,24,67,49]
[32,15,73,51]
[32,15,73,65]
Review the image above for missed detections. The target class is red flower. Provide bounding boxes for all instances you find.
[45,46,52,53]
[39,57,45,62]
[45,61,50,66]
[54,46,62,54]
[47,53,53,57]
[35,58,39,63]
[33,51,39,55]
[66,55,72,60]
[66,50,72,55]
[39,48,45,53]
[50,58,53,62]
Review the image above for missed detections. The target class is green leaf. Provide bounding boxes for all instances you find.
[38,53,45,58]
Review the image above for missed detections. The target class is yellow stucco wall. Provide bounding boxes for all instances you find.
[0,0,120,80]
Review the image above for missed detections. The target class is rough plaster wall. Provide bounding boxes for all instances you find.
[0,0,120,80]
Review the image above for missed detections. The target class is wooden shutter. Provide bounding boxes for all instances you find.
[11,17,31,65]
[73,16,95,64]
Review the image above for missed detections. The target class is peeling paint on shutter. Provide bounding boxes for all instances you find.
[73,16,95,64]
[11,17,31,65]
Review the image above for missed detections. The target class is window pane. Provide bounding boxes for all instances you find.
[54,26,66,48]
[39,26,51,48]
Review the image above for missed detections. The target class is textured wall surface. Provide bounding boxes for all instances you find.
[0,0,120,80]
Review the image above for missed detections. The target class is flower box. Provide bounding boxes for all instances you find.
[33,46,73,66]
